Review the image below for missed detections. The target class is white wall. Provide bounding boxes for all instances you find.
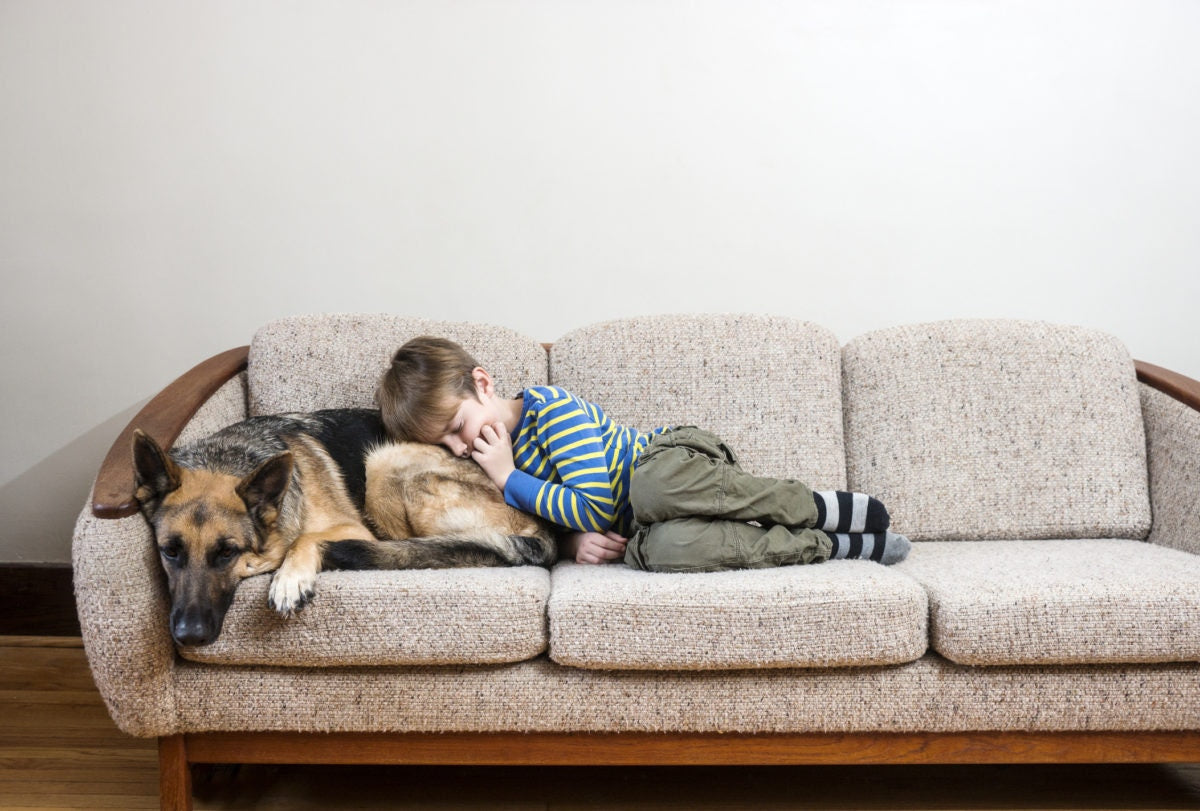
[3,0,1198,562]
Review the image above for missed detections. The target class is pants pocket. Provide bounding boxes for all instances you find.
[639,426,738,467]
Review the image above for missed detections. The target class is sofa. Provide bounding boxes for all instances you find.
[73,313,1200,811]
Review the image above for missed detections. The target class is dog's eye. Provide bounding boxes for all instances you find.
[216,547,241,564]
[160,546,180,561]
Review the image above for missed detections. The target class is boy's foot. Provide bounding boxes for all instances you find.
[813,491,890,533]
[825,530,911,565]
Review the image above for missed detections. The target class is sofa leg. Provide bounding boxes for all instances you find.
[158,735,193,811]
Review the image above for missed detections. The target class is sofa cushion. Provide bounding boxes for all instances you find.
[177,567,551,667]
[1142,384,1200,555]
[549,314,846,488]
[548,561,928,669]
[897,539,1200,665]
[248,313,548,415]
[842,319,1151,541]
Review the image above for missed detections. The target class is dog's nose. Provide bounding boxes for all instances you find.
[171,611,215,647]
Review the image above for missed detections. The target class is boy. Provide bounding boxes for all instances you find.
[377,336,910,571]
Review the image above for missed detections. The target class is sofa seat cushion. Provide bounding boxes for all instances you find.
[548,561,928,670]
[177,567,551,667]
[898,539,1200,665]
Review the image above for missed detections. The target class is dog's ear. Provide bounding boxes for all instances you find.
[236,452,293,528]
[132,430,181,513]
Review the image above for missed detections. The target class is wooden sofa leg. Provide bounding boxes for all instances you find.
[158,735,193,811]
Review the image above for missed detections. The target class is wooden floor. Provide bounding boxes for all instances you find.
[8,636,1200,810]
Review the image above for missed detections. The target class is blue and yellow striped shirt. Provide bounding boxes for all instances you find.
[503,386,667,537]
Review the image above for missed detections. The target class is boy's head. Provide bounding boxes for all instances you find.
[378,336,481,444]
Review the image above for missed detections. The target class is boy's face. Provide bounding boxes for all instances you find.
[435,370,506,458]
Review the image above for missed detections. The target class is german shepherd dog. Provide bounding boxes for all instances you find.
[132,408,556,646]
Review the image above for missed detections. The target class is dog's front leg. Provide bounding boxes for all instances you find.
[269,524,370,616]
[269,535,322,616]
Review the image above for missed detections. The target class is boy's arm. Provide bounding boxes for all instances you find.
[470,416,619,533]
[504,466,617,534]
[502,400,620,533]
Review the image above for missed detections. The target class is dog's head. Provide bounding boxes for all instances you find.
[132,430,292,646]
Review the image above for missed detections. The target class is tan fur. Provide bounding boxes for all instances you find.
[364,442,546,541]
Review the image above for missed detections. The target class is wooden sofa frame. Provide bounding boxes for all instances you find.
[86,345,1200,811]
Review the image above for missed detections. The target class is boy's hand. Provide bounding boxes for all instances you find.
[562,530,628,564]
[471,422,516,492]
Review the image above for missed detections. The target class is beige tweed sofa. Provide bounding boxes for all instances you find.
[74,313,1200,810]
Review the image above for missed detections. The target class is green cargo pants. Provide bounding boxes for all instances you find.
[624,427,833,572]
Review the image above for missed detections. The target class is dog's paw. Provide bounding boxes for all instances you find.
[268,567,317,617]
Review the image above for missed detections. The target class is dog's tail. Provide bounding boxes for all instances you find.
[320,532,557,572]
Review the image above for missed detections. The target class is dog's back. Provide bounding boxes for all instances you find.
[172,409,386,506]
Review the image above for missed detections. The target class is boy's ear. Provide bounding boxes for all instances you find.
[471,367,495,399]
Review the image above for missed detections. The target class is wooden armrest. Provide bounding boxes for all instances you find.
[91,346,250,519]
[1135,360,1200,414]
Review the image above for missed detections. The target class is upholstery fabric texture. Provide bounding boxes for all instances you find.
[175,373,248,446]
[248,314,547,415]
[72,506,176,737]
[842,319,1151,541]
[898,539,1200,665]
[170,654,1200,734]
[178,567,551,667]
[549,314,847,488]
[1142,384,1200,555]
[548,560,927,669]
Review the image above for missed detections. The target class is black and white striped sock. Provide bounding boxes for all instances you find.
[826,531,911,565]
[813,491,891,533]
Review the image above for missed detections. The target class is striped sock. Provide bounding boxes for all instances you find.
[813,491,891,533]
[826,531,911,565]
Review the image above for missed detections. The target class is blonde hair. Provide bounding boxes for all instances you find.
[377,336,480,442]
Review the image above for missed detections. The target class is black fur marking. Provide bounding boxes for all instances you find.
[415,541,508,568]
[307,410,388,510]
[321,539,381,571]
[511,535,554,565]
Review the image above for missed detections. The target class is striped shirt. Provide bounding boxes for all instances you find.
[503,386,667,536]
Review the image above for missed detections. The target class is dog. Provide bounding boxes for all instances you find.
[132,408,556,646]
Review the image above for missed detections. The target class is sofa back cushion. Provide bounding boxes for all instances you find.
[248,314,548,415]
[842,319,1151,541]
[549,314,846,487]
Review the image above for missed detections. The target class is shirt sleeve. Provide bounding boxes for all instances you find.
[503,396,617,533]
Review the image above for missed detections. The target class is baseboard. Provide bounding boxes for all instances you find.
[0,563,80,636]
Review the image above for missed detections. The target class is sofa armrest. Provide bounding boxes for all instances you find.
[74,346,249,737]
[92,346,249,518]
[73,507,179,736]
[1135,361,1200,554]
[1136,360,1200,412]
